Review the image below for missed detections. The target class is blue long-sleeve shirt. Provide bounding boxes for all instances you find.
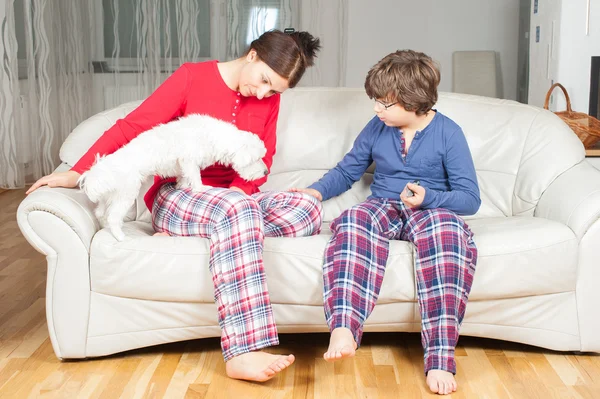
[309,111,481,216]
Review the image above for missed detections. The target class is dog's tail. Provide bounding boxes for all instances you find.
[78,154,117,203]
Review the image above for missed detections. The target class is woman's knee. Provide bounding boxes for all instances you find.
[222,191,261,219]
[302,193,324,231]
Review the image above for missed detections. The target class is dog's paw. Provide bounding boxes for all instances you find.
[111,228,126,242]
[175,179,192,191]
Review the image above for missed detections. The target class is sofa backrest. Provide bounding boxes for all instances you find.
[263,89,585,221]
[60,88,585,223]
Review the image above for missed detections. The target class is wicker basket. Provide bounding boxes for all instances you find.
[544,83,600,148]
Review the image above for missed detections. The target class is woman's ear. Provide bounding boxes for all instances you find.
[246,49,257,63]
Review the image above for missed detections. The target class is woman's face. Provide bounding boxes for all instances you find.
[238,50,289,99]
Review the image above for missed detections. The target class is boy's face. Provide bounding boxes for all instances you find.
[373,98,415,129]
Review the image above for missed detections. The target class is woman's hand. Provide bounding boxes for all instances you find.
[400,182,425,209]
[289,187,323,201]
[26,170,81,194]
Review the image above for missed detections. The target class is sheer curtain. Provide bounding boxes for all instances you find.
[0,0,348,189]
[1,0,94,188]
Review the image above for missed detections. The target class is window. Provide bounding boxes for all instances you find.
[97,0,218,71]
[97,0,293,72]
[14,0,31,79]
[14,0,294,75]
[228,0,292,59]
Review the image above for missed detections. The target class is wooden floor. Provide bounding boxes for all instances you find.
[1,189,600,399]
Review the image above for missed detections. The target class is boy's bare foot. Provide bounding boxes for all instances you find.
[153,232,169,236]
[225,351,295,382]
[426,370,457,395]
[324,327,357,362]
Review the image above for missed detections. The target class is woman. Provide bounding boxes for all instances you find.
[27,30,323,382]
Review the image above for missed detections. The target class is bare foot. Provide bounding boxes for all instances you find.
[153,232,169,237]
[225,351,295,382]
[426,370,457,395]
[323,327,357,362]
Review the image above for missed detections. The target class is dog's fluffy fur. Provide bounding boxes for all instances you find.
[79,114,268,241]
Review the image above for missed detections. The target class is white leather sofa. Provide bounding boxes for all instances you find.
[17,88,600,360]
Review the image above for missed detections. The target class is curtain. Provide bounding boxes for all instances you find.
[294,0,348,87]
[0,0,348,189]
[2,0,95,188]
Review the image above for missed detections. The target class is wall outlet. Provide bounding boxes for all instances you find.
[534,0,538,14]
[536,26,540,43]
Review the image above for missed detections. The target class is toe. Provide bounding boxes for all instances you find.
[271,363,283,372]
[276,360,287,369]
[281,357,292,367]
[264,368,276,378]
[428,381,438,393]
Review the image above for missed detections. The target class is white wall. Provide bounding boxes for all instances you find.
[345,0,520,100]
[527,0,562,109]
[556,0,599,113]
[528,0,599,112]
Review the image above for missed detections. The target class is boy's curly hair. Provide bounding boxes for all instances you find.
[365,50,440,116]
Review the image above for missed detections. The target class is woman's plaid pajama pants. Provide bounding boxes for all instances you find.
[152,183,323,361]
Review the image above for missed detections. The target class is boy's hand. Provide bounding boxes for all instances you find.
[289,187,323,201]
[400,182,425,209]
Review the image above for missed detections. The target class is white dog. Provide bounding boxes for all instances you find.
[78,114,268,241]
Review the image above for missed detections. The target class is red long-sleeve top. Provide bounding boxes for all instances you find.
[71,60,280,211]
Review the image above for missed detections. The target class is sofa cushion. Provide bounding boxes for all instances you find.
[466,217,577,300]
[89,221,415,304]
[90,216,577,304]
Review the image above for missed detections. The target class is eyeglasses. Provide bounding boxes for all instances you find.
[374,100,398,110]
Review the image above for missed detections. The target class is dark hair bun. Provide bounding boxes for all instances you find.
[290,31,321,67]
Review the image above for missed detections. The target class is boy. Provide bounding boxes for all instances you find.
[291,50,480,395]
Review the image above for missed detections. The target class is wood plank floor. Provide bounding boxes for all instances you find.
[1,188,600,398]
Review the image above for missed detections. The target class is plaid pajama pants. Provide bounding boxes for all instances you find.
[152,183,323,361]
[323,197,477,374]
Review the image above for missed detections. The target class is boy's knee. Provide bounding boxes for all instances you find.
[411,208,461,228]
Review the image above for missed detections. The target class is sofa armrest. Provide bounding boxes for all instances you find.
[17,186,98,359]
[17,187,100,254]
[535,161,600,240]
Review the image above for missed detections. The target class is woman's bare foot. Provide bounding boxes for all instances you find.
[426,370,457,395]
[323,327,357,362]
[153,232,169,237]
[225,352,295,382]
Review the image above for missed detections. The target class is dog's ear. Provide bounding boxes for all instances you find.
[232,147,256,168]
[234,137,266,167]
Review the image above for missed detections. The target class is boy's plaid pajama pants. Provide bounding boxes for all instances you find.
[324,197,478,374]
[152,183,323,361]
